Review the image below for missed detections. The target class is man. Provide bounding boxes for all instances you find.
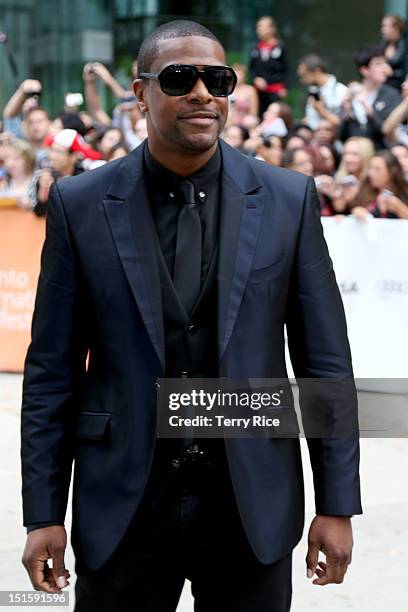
[249,16,288,116]
[32,129,101,217]
[297,54,348,130]
[339,46,401,149]
[2,79,51,166]
[21,20,362,611]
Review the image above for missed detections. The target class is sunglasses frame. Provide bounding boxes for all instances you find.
[139,64,237,97]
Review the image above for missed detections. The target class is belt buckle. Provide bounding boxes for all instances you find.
[170,444,208,472]
[185,444,207,462]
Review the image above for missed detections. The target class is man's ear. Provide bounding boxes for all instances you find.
[133,79,148,114]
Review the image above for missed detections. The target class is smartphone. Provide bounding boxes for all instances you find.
[339,175,360,189]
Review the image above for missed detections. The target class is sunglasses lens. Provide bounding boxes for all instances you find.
[204,67,237,96]
[159,65,197,96]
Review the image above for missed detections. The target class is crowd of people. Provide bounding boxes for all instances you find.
[1,13,408,220]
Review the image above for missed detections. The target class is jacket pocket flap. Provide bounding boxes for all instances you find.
[247,251,286,284]
[76,412,111,440]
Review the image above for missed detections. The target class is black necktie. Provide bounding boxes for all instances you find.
[173,179,202,316]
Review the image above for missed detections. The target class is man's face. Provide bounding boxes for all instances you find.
[297,64,316,86]
[361,56,390,85]
[49,144,75,174]
[315,120,335,145]
[134,36,229,156]
[24,110,50,144]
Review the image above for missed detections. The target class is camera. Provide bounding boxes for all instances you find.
[308,85,320,101]
[65,93,84,108]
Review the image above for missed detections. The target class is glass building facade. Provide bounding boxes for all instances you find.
[1,0,407,114]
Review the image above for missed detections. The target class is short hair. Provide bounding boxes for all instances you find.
[56,111,87,136]
[24,106,49,120]
[137,20,221,76]
[384,14,406,36]
[353,46,385,70]
[298,54,328,73]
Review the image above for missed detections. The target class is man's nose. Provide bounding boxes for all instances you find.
[186,76,213,103]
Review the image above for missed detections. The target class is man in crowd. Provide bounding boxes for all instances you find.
[339,45,401,149]
[2,79,51,166]
[32,129,101,216]
[297,54,348,130]
[21,19,361,611]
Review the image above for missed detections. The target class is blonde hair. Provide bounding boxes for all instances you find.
[6,138,36,174]
[335,137,375,182]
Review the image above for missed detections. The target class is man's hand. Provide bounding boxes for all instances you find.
[83,63,97,83]
[306,515,353,586]
[38,169,54,203]
[19,79,42,96]
[22,526,70,593]
[308,97,326,117]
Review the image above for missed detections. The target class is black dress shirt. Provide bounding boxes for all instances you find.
[143,143,221,284]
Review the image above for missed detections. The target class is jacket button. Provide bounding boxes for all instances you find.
[187,323,196,333]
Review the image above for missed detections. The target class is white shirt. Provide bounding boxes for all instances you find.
[305,75,348,130]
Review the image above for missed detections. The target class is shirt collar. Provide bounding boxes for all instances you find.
[144,141,221,203]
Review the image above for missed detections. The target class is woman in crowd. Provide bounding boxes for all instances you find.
[222,125,249,152]
[391,144,408,180]
[335,137,375,182]
[351,149,408,219]
[0,138,36,210]
[249,16,288,116]
[106,142,129,162]
[381,14,406,90]
[317,144,340,175]
[253,101,293,138]
[282,146,314,176]
[229,64,259,126]
[94,126,126,160]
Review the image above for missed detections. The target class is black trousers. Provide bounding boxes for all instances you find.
[258,90,282,118]
[74,451,292,612]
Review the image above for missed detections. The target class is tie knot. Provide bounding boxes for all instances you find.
[177,179,196,207]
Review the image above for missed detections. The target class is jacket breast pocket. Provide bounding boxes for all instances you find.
[247,251,286,285]
[76,411,112,442]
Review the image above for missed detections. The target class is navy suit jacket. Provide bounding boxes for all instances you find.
[21,140,362,571]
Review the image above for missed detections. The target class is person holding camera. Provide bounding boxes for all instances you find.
[297,55,348,130]
[2,80,51,167]
[83,62,143,150]
[339,46,401,149]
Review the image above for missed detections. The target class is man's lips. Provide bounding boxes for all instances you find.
[178,111,219,125]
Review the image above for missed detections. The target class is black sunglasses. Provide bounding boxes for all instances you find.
[139,64,237,97]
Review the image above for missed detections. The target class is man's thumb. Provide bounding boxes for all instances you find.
[306,540,320,578]
[51,544,67,588]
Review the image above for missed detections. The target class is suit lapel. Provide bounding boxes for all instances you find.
[102,143,165,368]
[217,141,266,360]
[101,140,265,368]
